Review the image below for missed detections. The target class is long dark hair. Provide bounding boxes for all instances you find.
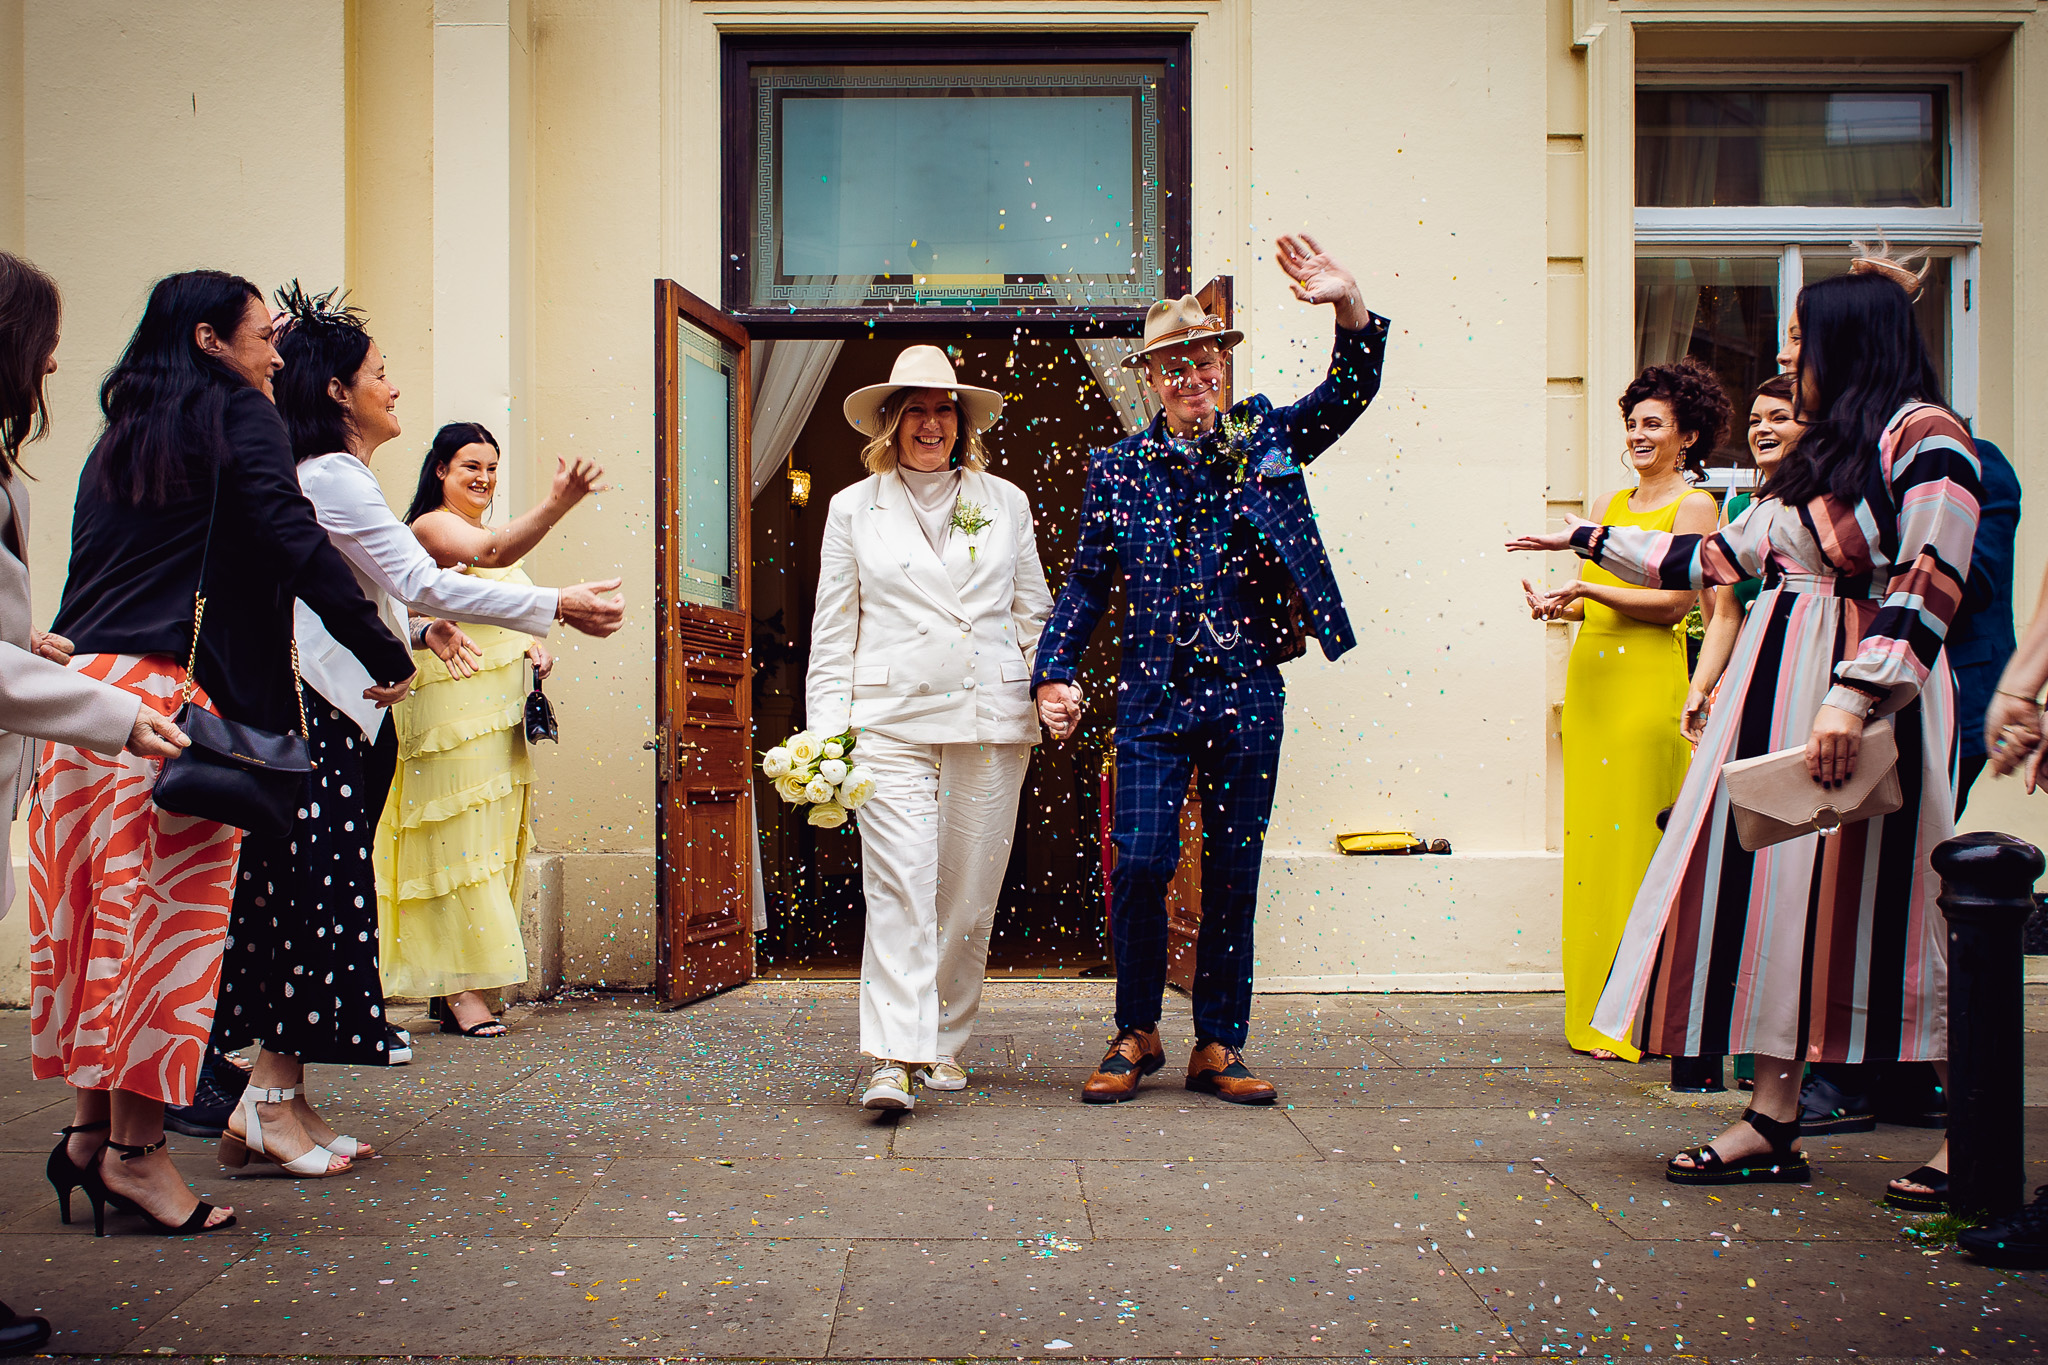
[94,269,264,504]
[404,421,500,524]
[1771,271,1948,507]
[0,252,62,477]
[272,281,373,462]
[1617,355,1731,483]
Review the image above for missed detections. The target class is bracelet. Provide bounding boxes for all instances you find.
[1996,687,2045,707]
[410,618,432,650]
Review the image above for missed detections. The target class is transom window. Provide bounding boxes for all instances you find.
[1634,72,1978,472]
[723,37,1191,331]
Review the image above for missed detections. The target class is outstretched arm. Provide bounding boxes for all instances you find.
[412,456,607,570]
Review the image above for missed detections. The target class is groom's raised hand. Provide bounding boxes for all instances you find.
[1276,232,1369,331]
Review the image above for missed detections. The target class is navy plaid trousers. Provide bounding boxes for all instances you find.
[1110,666,1286,1048]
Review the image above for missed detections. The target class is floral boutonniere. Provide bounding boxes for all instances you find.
[950,498,995,560]
[1216,411,1266,485]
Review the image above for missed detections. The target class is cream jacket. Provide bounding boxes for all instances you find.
[0,473,140,916]
[807,468,1051,746]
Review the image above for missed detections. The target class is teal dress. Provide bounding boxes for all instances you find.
[1725,492,1762,613]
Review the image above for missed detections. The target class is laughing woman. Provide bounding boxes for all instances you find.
[1508,260,1979,1206]
[807,346,1051,1111]
[376,424,614,1037]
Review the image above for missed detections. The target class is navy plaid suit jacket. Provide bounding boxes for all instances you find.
[1033,316,1388,728]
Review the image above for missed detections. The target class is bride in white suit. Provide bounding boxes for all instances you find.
[807,345,1051,1110]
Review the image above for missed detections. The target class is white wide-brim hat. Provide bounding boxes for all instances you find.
[1119,294,1245,369]
[843,345,1005,435]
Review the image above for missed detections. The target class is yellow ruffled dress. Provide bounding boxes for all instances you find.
[375,564,535,997]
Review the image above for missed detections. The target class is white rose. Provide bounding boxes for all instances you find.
[773,773,809,805]
[761,746,793,779]
[840,766,878,809]
[818,758,848,785]
[803,774,835,804]
[807,802,848,828]
[784,731,823,765]
[823,740,845,760]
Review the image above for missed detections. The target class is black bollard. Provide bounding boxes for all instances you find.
[1669,1054,1725,1093]
[1935,832,2047,1220]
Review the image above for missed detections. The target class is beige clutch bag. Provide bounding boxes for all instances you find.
[1720,718,1902,853]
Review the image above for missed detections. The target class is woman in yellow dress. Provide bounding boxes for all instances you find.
[376,422,615,1036]
[1522,357,1727,1059]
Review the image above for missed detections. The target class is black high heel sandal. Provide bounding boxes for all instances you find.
[82,1139,236,1237]
[1666,1107,1812,1186]
[44,1120,108,1225]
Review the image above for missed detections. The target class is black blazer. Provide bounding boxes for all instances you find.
[54,386,412,733]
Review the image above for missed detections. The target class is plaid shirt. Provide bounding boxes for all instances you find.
[1033,316,1389,726]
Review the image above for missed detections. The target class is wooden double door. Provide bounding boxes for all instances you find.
[653,276,1235,1004]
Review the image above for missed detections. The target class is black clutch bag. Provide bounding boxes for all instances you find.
[525,676,559,744]
[151,474,314,838]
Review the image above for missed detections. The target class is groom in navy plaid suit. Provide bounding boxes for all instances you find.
[1033,234,1387,1105]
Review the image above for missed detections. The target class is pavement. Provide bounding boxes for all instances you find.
[2,983,2045,1361]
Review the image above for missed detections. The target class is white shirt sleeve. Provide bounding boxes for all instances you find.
[302,454,558,635]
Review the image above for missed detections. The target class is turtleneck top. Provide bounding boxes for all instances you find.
[897,465,961,555]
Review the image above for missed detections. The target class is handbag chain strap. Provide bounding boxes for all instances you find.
[176,466,310,742]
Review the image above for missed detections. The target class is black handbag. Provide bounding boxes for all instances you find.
[524,672,559,744]
[151,475,314,837]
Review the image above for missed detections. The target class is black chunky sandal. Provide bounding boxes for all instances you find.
[1666,1107,1811,1186]
[1883,1164,1949,1212]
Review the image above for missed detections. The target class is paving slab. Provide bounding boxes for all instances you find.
[888,1103,1325,1161]
[560,1155,1087,1240]
[823,1235,1517,1358]
[1456,1231,2046,1356]
[0,1231,252,1353]
[1078,1157,1600,1244]
[142,1234,850,1357]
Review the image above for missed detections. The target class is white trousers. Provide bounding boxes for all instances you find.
[852,733,1031,1064]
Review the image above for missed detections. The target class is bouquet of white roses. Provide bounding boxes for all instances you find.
[761,729,876,828]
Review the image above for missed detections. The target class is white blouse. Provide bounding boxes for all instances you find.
[293,451,558,739]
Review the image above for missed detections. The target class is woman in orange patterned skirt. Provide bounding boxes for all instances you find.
[33,270,412,1233]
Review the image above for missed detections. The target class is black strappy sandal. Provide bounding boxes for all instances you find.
[44,1120,108,1225]
[1666,1107,1811,1186]
[439,1015,507,1037]
[1884,1164,1949,1212]
[84,1139,237,1237]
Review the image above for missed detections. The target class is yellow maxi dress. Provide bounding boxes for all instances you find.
[375,564,536,997]
[1559,489,1698,1060]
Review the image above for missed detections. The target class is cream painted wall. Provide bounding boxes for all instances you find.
[14,1,348,625]
[1,1,2042,1006]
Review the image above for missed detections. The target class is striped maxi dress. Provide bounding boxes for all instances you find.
[1585,403,1981,1065]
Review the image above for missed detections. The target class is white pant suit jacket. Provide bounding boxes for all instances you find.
[806,468,1050,746]
[805,467,1052,1063]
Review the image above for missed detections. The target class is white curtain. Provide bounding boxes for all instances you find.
[1051,273,1158,435]
[749,338,844,500]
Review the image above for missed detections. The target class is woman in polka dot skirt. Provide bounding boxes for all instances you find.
[206,287,621,1177]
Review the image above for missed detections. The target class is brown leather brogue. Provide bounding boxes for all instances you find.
[1081,1026,1165,1104]
[1185,1040,1277,1105]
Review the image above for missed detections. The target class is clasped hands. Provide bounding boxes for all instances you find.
[1035,681,1083,740]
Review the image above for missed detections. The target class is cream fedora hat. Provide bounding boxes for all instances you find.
[842,345,1005,435]
[1118,294,1244,370]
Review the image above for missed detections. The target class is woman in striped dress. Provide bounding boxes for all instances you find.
[1510,263,1979,1204]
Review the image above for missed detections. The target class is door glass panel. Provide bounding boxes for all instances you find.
[1634,255,1780,465]
[751,62,1165,308]
[1638,88,1947,208]
[1802,254,1951,402]
[676,317,738,609]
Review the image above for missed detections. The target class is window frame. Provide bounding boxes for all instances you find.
[1633,66,1981,419]
[720,32,1193,338]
